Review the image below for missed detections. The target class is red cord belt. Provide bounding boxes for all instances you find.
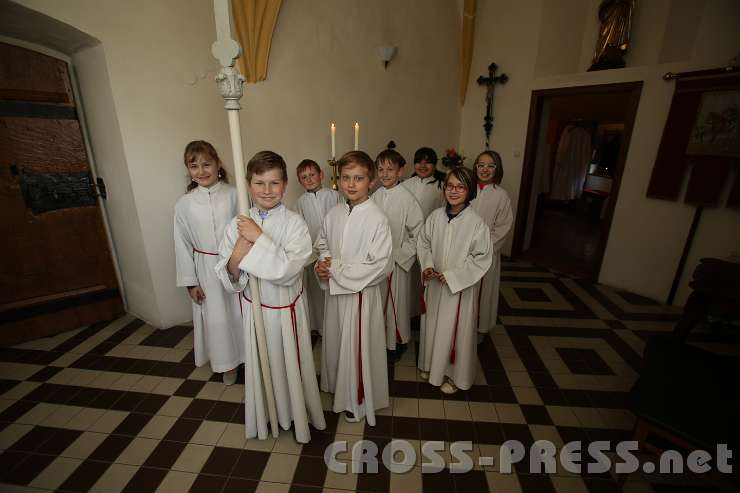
[240,286,305,377]
[193,247,218,256]
[384,272,401,344]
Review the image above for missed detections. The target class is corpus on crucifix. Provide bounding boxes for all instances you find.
[476,62,508,149]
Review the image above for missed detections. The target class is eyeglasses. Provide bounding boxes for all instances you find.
[444,184,467,192]
[475,163,496,170]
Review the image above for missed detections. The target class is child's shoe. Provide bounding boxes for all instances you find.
[222,368,238,386]
[440,381,458,394]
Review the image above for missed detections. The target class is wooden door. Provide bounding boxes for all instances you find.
[0,42,124,345]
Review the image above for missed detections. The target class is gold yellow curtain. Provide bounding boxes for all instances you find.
[460,0,477,104]
[231,0,283,83]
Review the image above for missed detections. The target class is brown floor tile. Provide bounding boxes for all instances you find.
[144,440,186,468]
[392,416,420,440]
[112,391,150,412]
[7,425,57,452]
[0,400,36,422]
[89,434,134,462]
[299,431,336,458]
[164,417,202,442]
[207,401,240,422]
[113,412,153,436]
[490,386,518,404]
[135,394,170,414]
[421,467,454,493]
[355,462,390,492]
[517,473,556,493]
[181,399,216,420]
[175,380,206,398]
[364,414,393,438]
[3,453,55,485]
[223,476,259,493]
[28,366,63,382]
[58,460,111,492]
[291,455,328,487]
[474,421,505,445]
[446,419,476,442]
[232,449,271,480]
[188,474,228,492]
[418,418,447,442]
[199,445,241,476]
[453,469,489,493]
[520,405,554,425]
[121,466,168,493]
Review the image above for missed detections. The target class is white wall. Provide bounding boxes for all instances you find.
[460,0,740,305]
[14,0,462,327]
[72,44,159,322]
[237,0,461,205]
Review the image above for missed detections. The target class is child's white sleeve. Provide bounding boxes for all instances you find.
[174,209,197,287]
[215,220,249,293]
[395,199,424,272]
[238,217,311,286]
[328,221,392,294]
[442,220,492,295]
[416,215,434,272]
[491,194,514,252]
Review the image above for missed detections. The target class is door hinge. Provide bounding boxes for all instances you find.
[94,176,108,200]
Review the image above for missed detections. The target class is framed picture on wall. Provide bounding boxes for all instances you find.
[686,90,740,158]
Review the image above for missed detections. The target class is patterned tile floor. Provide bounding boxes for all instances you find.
[0,260,727,492]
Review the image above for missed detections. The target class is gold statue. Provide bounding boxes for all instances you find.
[589,0,635,71]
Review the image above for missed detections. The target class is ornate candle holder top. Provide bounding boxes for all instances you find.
[328,158,338,190]
[215,66,245,110]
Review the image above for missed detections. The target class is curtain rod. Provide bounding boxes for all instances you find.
[663,65,738,81]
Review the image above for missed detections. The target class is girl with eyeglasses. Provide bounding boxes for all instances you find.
[470,151,513,344]
[416,167,492,394]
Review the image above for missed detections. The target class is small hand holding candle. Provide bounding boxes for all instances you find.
[316,256,332,281]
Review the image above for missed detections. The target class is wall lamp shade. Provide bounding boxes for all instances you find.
[376,46,398,69]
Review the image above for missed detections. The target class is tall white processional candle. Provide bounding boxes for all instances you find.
[211,0,279,438]
[354,122,359,151]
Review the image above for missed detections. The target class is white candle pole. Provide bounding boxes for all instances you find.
[331,122,336,159]
[211,0,279,438]
[354,122,359,151]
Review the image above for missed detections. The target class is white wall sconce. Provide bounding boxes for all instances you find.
[376,46,398,69]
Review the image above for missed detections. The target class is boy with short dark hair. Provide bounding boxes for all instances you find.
[372,148,424,362]
[315,151,392,424]
[216,150,325,443]
[294,159,342,335]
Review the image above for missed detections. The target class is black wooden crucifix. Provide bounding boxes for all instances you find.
[476,62,508,149]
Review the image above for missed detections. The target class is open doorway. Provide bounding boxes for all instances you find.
[512,82,642,280]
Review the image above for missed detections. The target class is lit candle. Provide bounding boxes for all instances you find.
[354,122,359,151]
[331,123,336,158]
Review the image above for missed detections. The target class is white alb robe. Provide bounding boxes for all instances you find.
[417,206,492,390]
[294,188,342,334]
[470,184,514,334]
[315,199,393,425]
[372,185,424,350]
[174,181,243,372]
[402,175,445,318]
[216,204,325,443]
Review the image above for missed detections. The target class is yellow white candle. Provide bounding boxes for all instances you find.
[354,122,359,151]
[331,123,336,158]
